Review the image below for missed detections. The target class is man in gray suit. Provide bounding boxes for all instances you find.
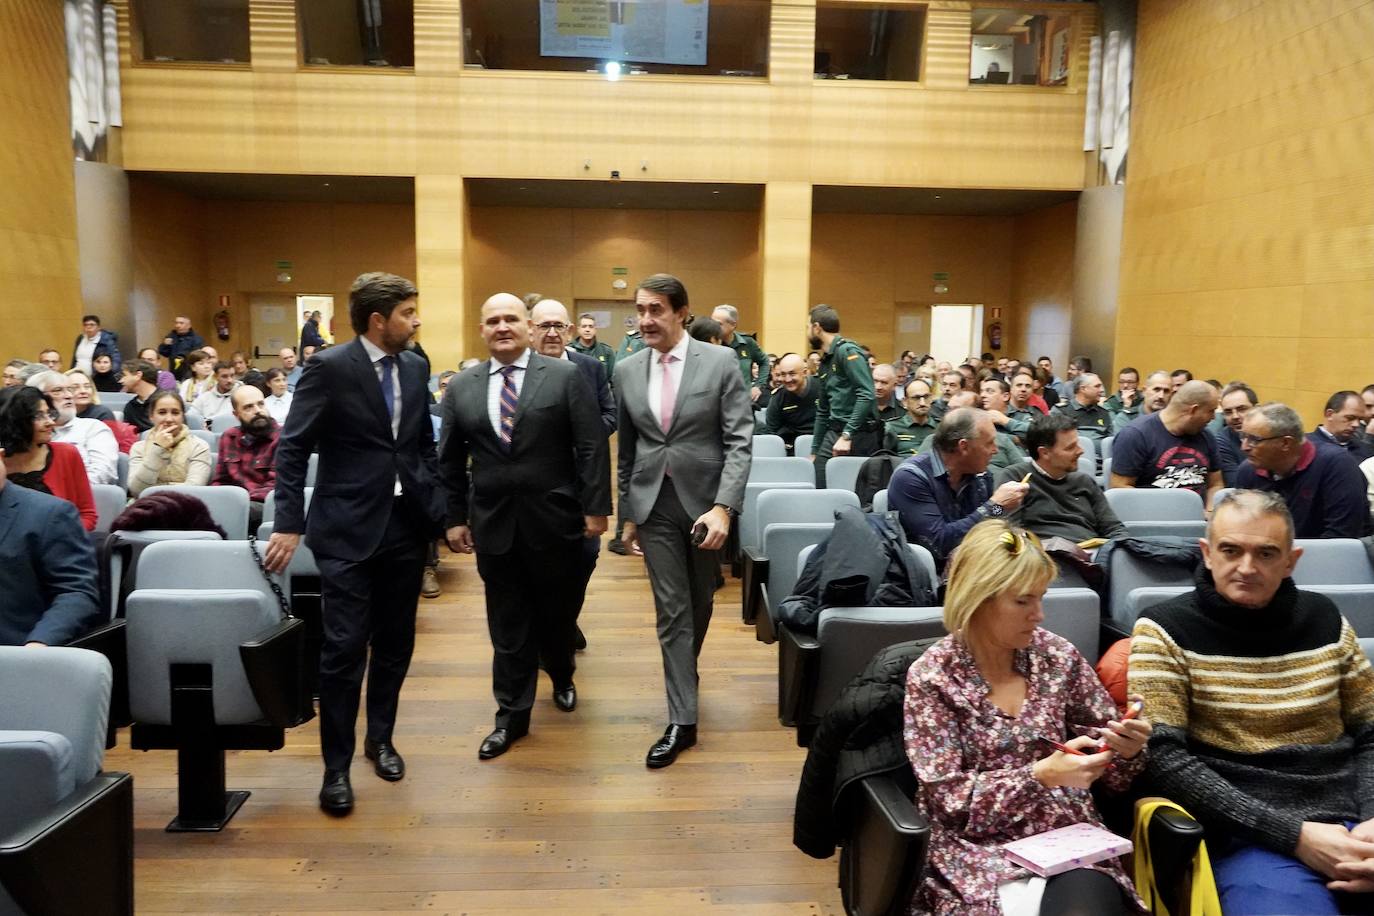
[614,274,753,768]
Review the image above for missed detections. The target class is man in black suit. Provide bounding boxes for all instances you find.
[440,293,611,760]
[265,272,443,815]
[528,298,616,655]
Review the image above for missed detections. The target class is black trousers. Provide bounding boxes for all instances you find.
[475,536,583,730]
[314,497,427,772]
[813,425,879,487]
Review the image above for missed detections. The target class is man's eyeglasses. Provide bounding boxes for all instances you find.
[907,393,931,401]
[1240,433,1286,446]
[534,321,570,332]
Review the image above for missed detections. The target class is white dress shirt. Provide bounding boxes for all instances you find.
[646,334,691,430]
[359,336,402,440]
[487,349,531,439]
[192,383,241,428]
[265,392,293,425]
[52,416,118,485]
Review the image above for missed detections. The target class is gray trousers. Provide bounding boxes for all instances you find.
[638,476,718,725]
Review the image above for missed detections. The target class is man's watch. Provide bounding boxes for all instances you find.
[984,502,1005,518]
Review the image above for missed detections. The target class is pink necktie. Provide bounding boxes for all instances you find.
[659,352,677,434]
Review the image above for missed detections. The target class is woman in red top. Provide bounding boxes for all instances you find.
[0,386,98,531]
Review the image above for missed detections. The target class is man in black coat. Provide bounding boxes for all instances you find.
[440,293,611,761]
[266,272,444,815]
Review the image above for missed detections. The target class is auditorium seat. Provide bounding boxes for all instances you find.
[124,541,310,831]
[794,434,814,457]
[91,484,127,533]
[141,485,250,540]
[1104,488,1206,538]
[0,646,133,916]
[742,488,857,630]
[822,456,867,493]
[752,434,787,458]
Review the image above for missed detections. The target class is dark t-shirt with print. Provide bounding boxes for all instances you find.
[1112,412,1219,494]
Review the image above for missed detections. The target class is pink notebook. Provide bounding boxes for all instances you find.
[1002,823,1133,877]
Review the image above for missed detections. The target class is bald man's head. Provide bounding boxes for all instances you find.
[1164,379,1221,434]
[481,292,531,362]
[777,353,808,393]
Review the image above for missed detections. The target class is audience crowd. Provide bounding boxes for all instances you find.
[10,300,1374,915]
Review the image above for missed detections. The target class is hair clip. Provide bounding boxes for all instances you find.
[1000,529,1022,556]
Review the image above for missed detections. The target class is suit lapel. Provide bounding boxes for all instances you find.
[666,339,700,436]
[0,484,21,546]
[512,355,546,431]
[348,339,393,432]
[463,366,499,445]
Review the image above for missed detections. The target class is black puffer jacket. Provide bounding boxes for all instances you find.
[793,637,939,859]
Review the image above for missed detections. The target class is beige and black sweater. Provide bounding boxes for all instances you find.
[1128,568,1374,854]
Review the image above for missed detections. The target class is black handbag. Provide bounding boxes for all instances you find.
[238,536,316,729]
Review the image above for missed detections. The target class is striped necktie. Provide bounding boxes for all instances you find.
[498,365,520,449]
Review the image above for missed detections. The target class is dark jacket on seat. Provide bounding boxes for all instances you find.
[794,637,940,859]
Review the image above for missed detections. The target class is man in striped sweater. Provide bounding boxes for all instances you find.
[1129,490,1374,914]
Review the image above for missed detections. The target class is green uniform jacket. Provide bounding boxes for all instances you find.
[1104,391,1141,429]
[1001,405,1038,440]
[615,332,646,364]
[875,400,905,423]
[724,331,769,390]
[811,335,877,450]
[884,414,938,457]
[570,338,617,379]
[1054,399,1118,441]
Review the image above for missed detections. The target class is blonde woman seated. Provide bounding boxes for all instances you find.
[904,520,1152,916]
[126,390,212,496]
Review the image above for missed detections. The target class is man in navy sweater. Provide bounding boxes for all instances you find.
[1235,402,1371,538]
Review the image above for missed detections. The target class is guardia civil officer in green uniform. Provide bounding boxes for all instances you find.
[807,304,877,487]
[711,304,769,404]
[872,363,906,422]
[884,377,939,457]
[569,312,617,379]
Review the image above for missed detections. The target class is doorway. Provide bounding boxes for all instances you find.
[928,304,984,364]
[574,298,638,350]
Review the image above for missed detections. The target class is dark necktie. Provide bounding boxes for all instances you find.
[379,355,395,422]
[498,365,520,449]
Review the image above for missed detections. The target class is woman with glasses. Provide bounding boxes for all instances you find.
[904,520,1151,915]
[65,368,115,422]
[126,390,212,496]
[0,387,98,530]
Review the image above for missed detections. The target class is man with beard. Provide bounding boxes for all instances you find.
[808,304,877,487]
[1139,370,1174,416]
[1105,366,1143,427]
[884,377,939,456]
[211,384,280,533]
[26,369,118,485]
[762,353,817,455]
[929,370,965,423]
[266,272,444,814]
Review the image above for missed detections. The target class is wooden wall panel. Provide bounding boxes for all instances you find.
[1010,199,1077,369]
[1116,0,1374,425]
[1,0,82,362]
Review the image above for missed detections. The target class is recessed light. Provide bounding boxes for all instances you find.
[934,195,941,199]
[323,182,331,187]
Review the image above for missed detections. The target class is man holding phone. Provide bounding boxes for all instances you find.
[614,274,753,768]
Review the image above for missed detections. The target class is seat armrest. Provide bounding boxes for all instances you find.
[841,772,930,916]
[65,619,130,740]
[740,547,769,625]
[1148,806,1205,916]
[239,618,314,729]
[0,771,134,916]
[755,584,778,645]
[778,623,820,729]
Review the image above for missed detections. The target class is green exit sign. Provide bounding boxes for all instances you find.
[612,267,629,275]
[275,260,293,270]
[933,272,949,282]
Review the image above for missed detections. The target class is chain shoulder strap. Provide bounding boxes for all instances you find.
[247,533,296,619]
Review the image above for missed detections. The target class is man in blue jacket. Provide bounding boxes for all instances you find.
[70,314,122,375]
[0,452,100,647]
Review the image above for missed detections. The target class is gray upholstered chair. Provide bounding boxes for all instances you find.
[0,647,133,916]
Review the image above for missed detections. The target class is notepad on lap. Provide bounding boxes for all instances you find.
[1003,823,1133,877]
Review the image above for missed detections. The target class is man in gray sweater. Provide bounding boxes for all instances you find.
[993,412,1128,542]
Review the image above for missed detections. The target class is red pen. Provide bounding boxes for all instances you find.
[1037,735,1086,756]
[1093,699,1145,752]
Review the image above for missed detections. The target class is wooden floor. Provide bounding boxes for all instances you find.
[106,548,844,914]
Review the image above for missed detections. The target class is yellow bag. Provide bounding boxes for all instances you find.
[1132,798,1222,916]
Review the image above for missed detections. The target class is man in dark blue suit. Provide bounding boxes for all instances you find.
[266,272,444,815]
[529,299,616,655]
[0,451,100,647]
[440,294,611,760]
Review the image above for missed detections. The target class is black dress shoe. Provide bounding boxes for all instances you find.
[607,539,628,556]
[645,723,697,769]
[319,769,353,815]
[573,625,587,651]
[478,726,526,760]
[553,683,577,712]
[363,739,405,781]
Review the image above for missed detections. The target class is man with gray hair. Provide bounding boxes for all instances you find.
[871,362,904,421]
[3,360,29,388]
[886,405,1028,566]
[710,304,768,403]
[26,369,118,485]
[1053,372,1117,446]
[1235,402,1370,538]
[1129,490,1374,915]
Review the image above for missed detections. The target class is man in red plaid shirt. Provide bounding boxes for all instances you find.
[212,385,279,534]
